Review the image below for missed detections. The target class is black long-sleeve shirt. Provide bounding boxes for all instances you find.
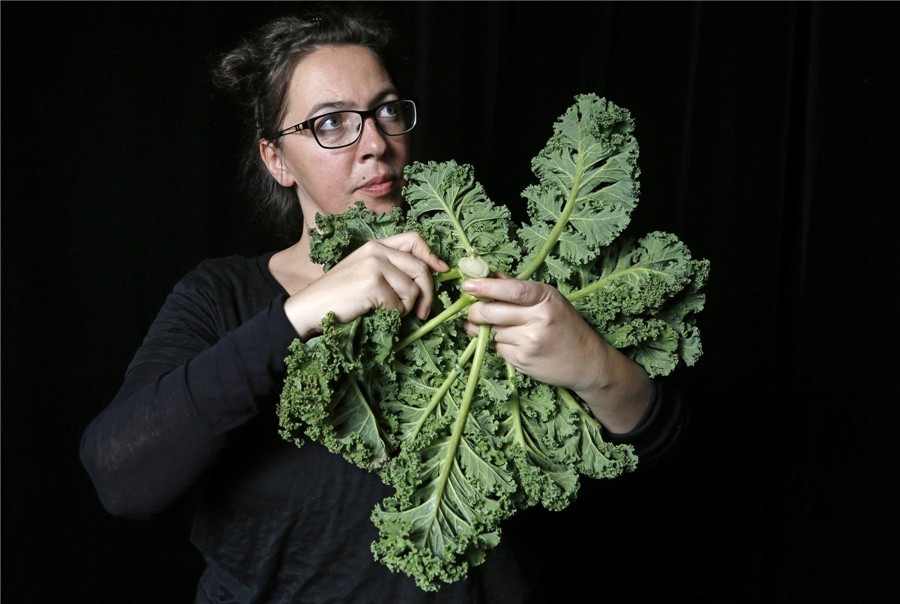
[81,252,686,603]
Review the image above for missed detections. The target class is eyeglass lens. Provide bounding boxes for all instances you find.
[313,100,416,148]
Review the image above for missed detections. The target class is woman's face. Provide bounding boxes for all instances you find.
[261,45,411,227]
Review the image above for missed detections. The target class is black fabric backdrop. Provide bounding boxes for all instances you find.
[3,1,898,602]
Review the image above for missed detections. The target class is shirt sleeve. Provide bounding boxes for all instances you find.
[80,267,297,520]
[604,378,689,469]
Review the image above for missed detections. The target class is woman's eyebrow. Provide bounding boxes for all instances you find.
[305,100,351,117]
[305,89,399,118]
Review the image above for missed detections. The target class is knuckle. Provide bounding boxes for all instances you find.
[475,301,492,323]
[356,256,383,276]
[509,280,532,304]
[359,239,382,252]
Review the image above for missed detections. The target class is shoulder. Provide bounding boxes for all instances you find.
[176,252,281,296]
[161,251,285,327]
[190,252,277,283]
[143,251,285,347]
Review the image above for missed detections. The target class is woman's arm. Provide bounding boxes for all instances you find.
[80,274,297,519]
[82,235,448,519]
[462,275,689,465]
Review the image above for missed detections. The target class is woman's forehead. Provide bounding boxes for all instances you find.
[287,45,393,115]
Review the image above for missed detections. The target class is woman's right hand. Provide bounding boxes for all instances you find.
[283,232,449,339]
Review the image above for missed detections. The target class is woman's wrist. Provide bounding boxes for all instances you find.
[282,292,325,341]
[577,346,653,434]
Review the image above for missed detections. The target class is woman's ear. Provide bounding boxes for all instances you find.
[259,139,296,187]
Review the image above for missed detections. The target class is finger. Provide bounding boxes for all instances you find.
[345,239,437,320]
[461,276,545,306]
[376,245,437,319]
[466,299,529,329]
[380,263,432,318]
[379,232,449,274]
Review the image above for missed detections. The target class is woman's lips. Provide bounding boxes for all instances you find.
[357,177,396,197]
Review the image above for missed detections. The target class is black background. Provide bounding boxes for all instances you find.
[3,2,899,602]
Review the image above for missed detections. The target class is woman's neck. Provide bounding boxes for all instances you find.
[268,235,323,295]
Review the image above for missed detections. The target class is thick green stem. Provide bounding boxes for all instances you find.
[516,156,587,281]
[394,292,478,352]
[436,268,461,283]
[432,325,491,504]
[407,338,479,442]
[565,265,653,304]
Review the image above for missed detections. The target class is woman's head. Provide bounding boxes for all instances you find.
[213,6,409,242]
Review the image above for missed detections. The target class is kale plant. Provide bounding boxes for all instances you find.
[278,94,710,591]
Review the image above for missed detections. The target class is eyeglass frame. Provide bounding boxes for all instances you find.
[274,99,417,149]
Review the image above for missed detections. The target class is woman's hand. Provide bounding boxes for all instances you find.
[461,274,603,391]
[284,232,448,339]
[461,273,651,433]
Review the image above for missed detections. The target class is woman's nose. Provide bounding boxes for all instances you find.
[356,115,389,156]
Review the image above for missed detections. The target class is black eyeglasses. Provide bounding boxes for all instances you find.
[275,99,417,149]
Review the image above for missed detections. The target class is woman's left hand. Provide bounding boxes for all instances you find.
[461,273,651,433]
[461,273,605,392]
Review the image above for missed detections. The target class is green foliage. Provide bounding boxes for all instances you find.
[278,94,710,591]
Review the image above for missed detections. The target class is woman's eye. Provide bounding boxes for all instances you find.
[318,114,346,132]
[379,103,400,119]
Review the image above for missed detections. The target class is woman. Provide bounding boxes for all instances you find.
[81,7,683,602]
